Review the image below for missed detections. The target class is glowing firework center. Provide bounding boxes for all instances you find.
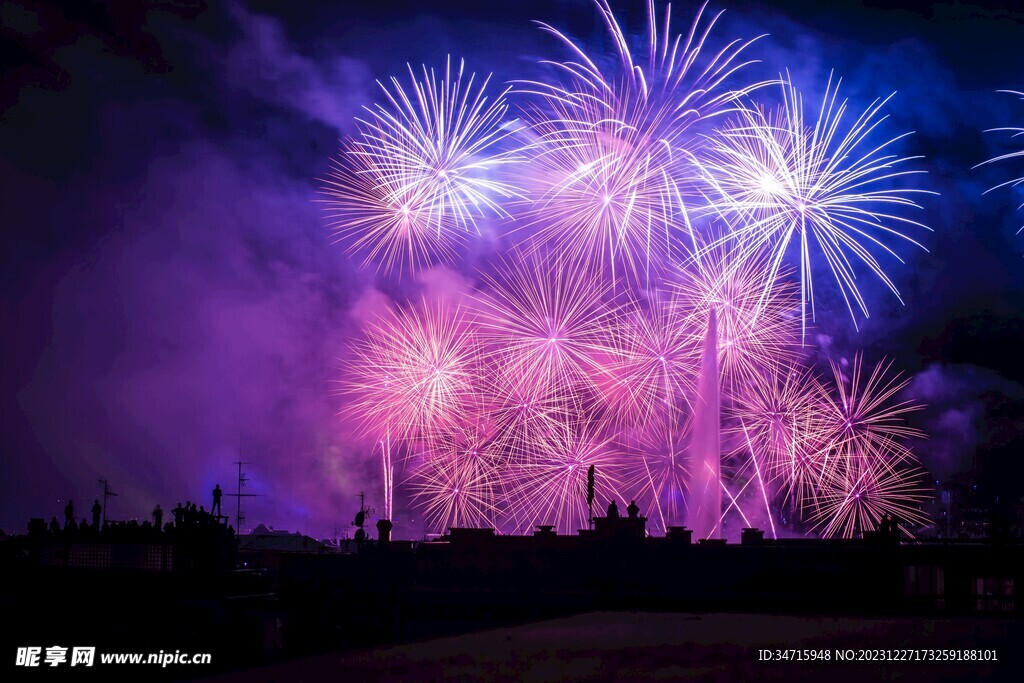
[325,1,933,540]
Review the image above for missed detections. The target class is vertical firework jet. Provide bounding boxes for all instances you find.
[688,308,722,540]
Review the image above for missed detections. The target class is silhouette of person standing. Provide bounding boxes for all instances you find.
[172,503,184,527]
[627,499,640,519]
[64,500,74,529]
[92,499,102,529]
[607,500,620,519]
[49,517,60,535]
[153,504,163,530]
[212,484,222,516]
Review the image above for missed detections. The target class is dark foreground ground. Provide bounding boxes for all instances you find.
[203,611,1022,682]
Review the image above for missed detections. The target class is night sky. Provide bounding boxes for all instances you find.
[3,0,1024,539]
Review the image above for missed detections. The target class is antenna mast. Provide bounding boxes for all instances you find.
[226,461,258,532]
[97,478,117,526]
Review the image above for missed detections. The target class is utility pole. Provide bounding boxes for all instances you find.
[97,478,117,526]
[226,461,258,533]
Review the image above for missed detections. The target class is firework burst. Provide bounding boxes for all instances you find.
[408,416,506,532]
[342,299,480,442]
[821,353,924,462]
[806,354,928,538]
[698,74,933,335]
[619,418,691,533]
[811,454,931,539]
[591,291,696,430]
[728,364,827,478]
[475,252,618,394]
[516,0,763,283]
[322,57,522,275]
[328,1,938,540]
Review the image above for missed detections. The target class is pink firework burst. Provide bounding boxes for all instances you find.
[503,421,627,535]
[672,242,800,392]
[475,251,618,395]
[591,291,697,430]
[821,353,925,463]
[811,453,931,539]
[407,416,506,533]
[342,299,480,443]
[808,354,929,538]
[728,364,827,480]
[619,417,691,534]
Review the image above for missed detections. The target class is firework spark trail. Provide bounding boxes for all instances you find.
[739,422,777,539]
[976,90,1024,233]
[708,459,753,538]
[380,431,394,520]
[697,74,934,336]
[515,0,765,285]
[321,57,523,275]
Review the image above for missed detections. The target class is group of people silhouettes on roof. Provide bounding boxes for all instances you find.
[34,485,233,543]
[605,499,641,519]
